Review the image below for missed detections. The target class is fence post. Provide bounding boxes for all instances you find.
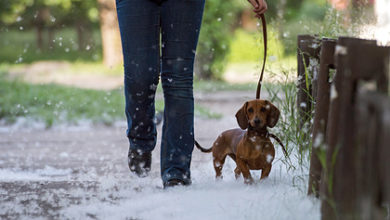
[379,102,390,210]
[320,37,388,220]
[355,92,390,219]
[308,38,336,197]
[297,35,321,129]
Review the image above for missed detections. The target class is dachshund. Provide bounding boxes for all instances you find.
[195,99,284,184]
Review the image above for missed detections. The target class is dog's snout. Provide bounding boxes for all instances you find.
[254,118,261,125]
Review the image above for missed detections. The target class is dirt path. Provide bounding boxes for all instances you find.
[0,91,319,219]
[7,61,292,90]
[0,91,245,218]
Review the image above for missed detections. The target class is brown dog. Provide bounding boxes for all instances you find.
[195,99,280,184]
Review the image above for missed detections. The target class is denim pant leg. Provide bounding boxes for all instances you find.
[116,0,160,153]
[160,0,205,184]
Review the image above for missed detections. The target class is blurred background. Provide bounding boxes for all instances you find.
[0,0,387,127]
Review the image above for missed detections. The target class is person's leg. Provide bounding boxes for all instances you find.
[116,0,160,175]
[160,0,205,185]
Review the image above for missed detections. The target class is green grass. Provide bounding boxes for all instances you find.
[0,72,126,127]
[193,79,257,92]
[0,70,224,127]
[263,69,313,171]
[0,28,102,64]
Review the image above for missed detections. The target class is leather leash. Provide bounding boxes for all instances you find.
[256,14,267,100]
[256,15,288,158]
[268,132,288,158]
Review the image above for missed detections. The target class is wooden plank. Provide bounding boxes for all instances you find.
[297,35,321,129]
[321,37,385,220]
[355,92,381,219]
[308,38,336,197]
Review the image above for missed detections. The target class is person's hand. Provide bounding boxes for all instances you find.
[247,0,267,18]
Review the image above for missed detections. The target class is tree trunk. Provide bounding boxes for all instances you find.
[48,27,55,50]
[35,8,50,51]
[76,22,85,51]
[36,25,44,51]
[97,0,122,67]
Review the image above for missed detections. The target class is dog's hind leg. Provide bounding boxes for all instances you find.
[213,155,227,180]
[228,154,241,179]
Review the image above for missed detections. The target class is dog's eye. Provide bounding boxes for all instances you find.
[248,108,254,113]
[260,107,266,112]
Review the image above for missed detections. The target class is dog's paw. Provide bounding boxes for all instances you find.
[215,176,223,181]
[244,177,254,185]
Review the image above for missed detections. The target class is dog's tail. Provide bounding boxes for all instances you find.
[194,140,212,153]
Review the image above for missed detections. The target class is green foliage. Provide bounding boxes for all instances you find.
[284,0,305,21]
[273,0,330,56]
[298,0,328,21]
[194,105,222,119]
[279,5,360,56]
[0,0,336,79]
[264,0,303,21]
[0,72,128,127]
[264,69,313,170]
[0,71,224,127]
[227,28,284,63]
[193,80,256,92]
[0,0,34,25]
[0,28,101,63]
[319,7,351,38]
[0,0,98,27]
[196,0,245,79]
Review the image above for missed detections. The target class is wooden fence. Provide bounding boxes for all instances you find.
[298,35,390,219]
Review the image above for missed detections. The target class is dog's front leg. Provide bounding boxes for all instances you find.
[236,158,253,184]
[234,167,241,179]
[260,164,272,180]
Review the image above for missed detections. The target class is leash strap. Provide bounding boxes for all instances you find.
[256,14,267,99]
[268,133,288,158]
[255,16,285,158]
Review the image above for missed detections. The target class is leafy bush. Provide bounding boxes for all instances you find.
[298,0,328,21]
[196,0,245,79]
[227,28,285,63]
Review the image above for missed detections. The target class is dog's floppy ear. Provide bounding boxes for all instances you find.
[235,102,249,130]
[265,100,280,128]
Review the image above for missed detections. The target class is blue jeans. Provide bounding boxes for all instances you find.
[116,0,205,185]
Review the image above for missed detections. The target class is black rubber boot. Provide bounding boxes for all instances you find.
[128,149,151,177]
[163,179,190,189]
